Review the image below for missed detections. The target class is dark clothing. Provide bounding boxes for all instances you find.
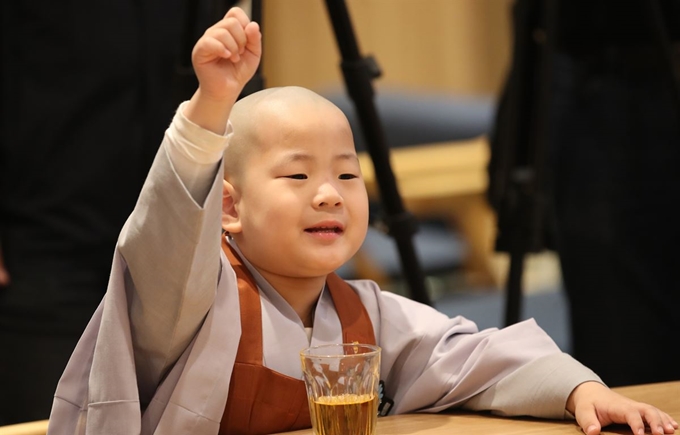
[490,0,680,387]
[549,50,680,387]
[554,2,680,53]
[0,0,201,423]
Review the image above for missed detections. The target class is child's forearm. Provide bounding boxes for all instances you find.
[183,88,238,135]
[462,353,601,419]
[166,101,230,205]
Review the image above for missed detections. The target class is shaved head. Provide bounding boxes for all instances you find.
[223,86,352,185]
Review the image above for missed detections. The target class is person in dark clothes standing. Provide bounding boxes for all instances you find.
[0,0,217,423]
[490,0,680,387]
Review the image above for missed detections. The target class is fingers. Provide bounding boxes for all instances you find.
[205,24,246,61]
[572,386,677,435]
[575,404,602,435]
[649,408,678,434]
[624,407,647,435]
[244,21,262,58]
[640,405,678,435]
[225,6,251,27]
[209,7,260,61]
[624,405,677,435]
[194,37,231,62]
[195,8,262,62]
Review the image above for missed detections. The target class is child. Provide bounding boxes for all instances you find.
[47,7,677,435]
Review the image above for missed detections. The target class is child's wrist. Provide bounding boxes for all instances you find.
[566,381,603,414]
[194,86,240,106]
[184,88,237,135]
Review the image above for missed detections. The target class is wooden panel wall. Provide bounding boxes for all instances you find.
[261,0,514,95]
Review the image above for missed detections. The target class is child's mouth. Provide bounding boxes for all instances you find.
[305,226,343,234]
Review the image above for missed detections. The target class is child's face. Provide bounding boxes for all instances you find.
[228,100,369,279]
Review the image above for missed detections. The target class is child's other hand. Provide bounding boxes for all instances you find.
[191,7,261,102]
[567,381,678,435]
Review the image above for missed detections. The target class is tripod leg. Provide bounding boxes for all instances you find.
[322,0,431,306]
[240,0,265,97]
[499,0,558,326]
[504,244,526,326]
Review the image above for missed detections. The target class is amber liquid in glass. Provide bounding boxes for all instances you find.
[310,393,378,435]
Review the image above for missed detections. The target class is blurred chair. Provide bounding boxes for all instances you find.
[326,89,494,151]
[327,89,497,288]
[337,218,468,286]
[0,420,49,435]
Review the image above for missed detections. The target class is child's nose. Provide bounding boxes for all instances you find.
[314,183,343,208]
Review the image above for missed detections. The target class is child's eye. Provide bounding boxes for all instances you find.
[339,173,358,180]
[285,174,308,180]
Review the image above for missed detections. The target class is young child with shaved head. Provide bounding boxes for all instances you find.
[47,7,677,435]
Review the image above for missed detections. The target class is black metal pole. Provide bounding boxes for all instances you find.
[497,0,539,327]
[505,244,525,326]
[241,0,265,98]
[323,0,431,306]
[502,0,557,326]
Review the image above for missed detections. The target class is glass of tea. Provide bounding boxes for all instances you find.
[300,343,381,435]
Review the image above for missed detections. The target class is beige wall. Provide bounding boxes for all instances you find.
[262,0,514,95]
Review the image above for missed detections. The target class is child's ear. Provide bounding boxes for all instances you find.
[222,180,242,234]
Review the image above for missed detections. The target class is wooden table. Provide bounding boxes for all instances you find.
[0,419,48,435]
[277,381,680,435]
[3,382,676,435]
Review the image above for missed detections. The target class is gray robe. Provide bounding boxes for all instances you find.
[47,109,601,435]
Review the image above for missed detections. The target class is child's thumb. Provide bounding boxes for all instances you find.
[577,408,601,435]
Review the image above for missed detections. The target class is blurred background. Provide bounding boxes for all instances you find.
[258,0,566,343]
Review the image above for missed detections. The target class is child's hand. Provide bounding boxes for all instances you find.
[185,7,261,133]
[192,6,261,101]
[567,382,678,435]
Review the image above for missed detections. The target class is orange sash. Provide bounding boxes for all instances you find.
[219,238,376,435]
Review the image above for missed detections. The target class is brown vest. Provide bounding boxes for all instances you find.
[219,238,376,435]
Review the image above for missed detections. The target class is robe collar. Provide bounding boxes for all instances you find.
[225,236,342,379]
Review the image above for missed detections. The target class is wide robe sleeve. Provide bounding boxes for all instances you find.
[118,108,228,407]
[47,106,240,435]
[349,279,601,419]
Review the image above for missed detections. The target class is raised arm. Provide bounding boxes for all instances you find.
[117,7,261,406]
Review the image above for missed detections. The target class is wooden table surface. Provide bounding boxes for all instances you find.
[277,380,680,435]
[3,381,676,435]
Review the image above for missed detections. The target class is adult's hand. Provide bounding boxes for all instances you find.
[0,244,10,286]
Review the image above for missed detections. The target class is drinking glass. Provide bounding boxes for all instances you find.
[300,343,381,435]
